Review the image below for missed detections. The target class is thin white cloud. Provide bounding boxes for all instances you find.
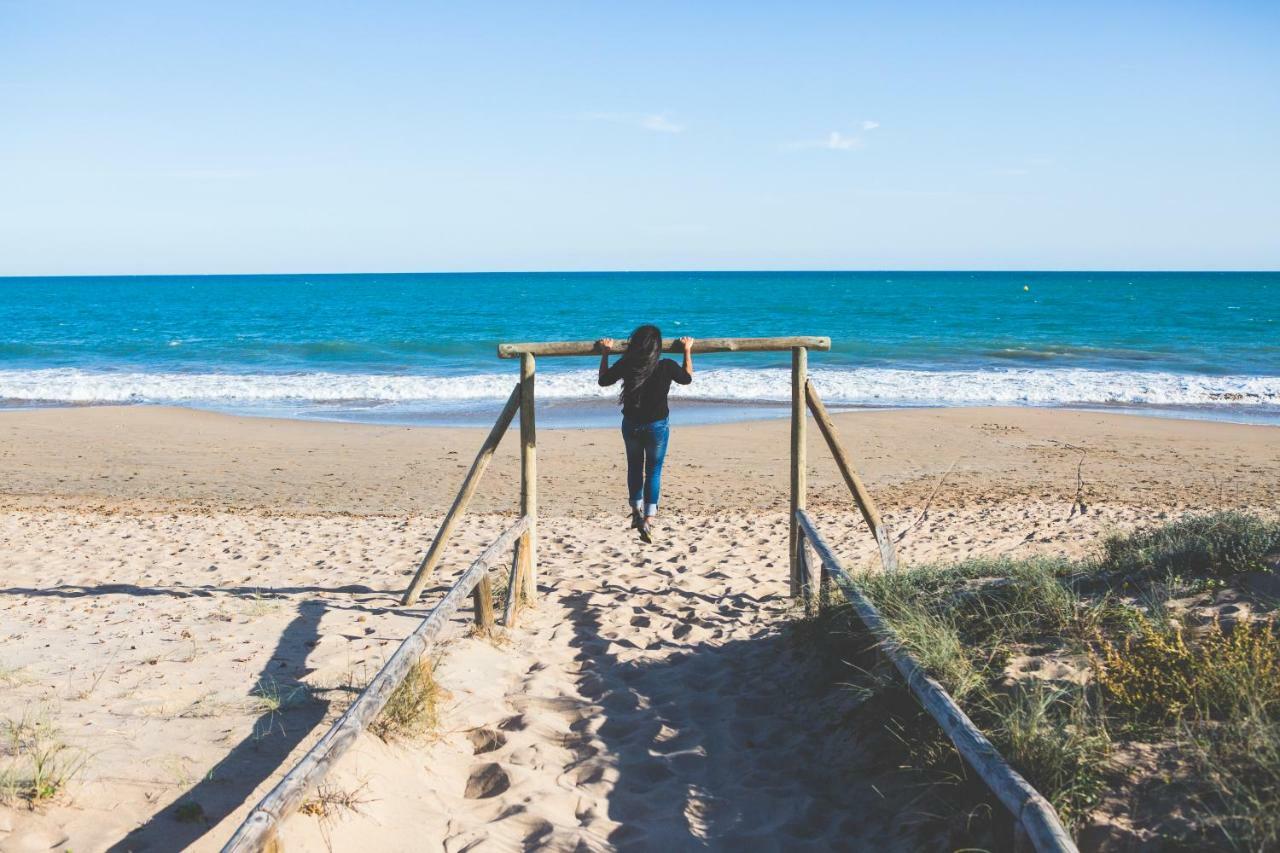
[161,168,259,180]
[785,120,880,152]
[639,114,683,133]
[824,131,865,151]
[584,112,685,134]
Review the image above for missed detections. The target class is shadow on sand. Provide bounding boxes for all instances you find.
[554,582,1005,852]
[106,600,331,852]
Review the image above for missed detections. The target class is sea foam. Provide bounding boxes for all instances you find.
[2,367,1278,410]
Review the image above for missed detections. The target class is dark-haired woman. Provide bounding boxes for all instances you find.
[597,325,694,542]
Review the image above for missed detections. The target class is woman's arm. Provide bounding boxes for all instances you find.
[679,336,694,379]
[596,338,619,386]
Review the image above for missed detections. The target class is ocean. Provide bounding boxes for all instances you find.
[1,271,1277,427]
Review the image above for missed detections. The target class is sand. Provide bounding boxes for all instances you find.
[0,405,1276,851]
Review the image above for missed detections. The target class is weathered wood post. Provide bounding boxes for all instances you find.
[817,542,831,611]
[801,532,821,614]
[797,530,821,615]
[472,572,495,630]
[519,352,538,602]
[503,536,525,626]
[789,345,807,598]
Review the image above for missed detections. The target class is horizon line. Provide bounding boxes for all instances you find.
[3,267,1279,280]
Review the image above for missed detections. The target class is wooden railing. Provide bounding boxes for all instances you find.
[217,333,1074,852]
[222,516,530,852]
[795,379,1076,853]
[497,336,830,359]
[223,364,546,851]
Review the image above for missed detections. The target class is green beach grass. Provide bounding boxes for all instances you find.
[810,512,1280,849]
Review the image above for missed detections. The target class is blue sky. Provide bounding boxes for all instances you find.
[2,1,1277,275]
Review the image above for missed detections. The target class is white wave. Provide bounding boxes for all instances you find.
[1,367,1278,408]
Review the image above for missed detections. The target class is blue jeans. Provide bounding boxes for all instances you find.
[621,417,669,516]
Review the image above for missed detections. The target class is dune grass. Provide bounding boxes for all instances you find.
[1101,510,1280,580]
[0,709,87,805]
[300,781,373,819]
[815,511,1280,847]
[370,657,442,742]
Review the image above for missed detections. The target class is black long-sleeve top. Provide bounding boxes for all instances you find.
[599,357,692,422]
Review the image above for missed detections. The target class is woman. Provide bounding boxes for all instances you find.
[597,325,694,542]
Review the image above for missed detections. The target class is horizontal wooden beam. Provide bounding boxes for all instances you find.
[497,336,831,359]
[796,510,1077,853]
[222,516,530,853]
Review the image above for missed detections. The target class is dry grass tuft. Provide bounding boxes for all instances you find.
[300,781,373,819]
[0,664,29,688]
[370,657,442,741]
[0,708,87,805]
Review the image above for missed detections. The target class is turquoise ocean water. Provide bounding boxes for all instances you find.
[1,272,1276,426]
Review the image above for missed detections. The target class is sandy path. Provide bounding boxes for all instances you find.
[426,515,910,851]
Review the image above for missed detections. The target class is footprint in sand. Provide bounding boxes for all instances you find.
[498,713,529,732]
[684,787,741,839]
[466,727,506,755]
[463,763,511,799]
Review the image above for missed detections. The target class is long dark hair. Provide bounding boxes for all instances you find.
[619,324,663,410]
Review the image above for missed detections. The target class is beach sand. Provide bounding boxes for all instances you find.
[1,406,1276,851]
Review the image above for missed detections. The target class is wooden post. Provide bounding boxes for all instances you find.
[224,516,530,853]
[805,379,899,573]
[519,352,537,601]
[789,346,807,598]
[502,536,524,627]
[401,383,522,605]
[472,572,494,630]
[798,529,820,615]
[818,543,831,612]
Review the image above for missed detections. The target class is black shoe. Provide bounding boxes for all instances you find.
[631,509,644,530]
[638,520,653,544]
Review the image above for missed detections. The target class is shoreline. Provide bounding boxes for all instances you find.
[5,396,1280,430]
[3,403,1277,517]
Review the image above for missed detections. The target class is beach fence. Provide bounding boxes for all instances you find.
[222,336,1076,853]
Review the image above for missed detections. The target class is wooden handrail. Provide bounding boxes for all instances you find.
[497,336,831,358]
[223,516,531,853]
[796,510,1077,853]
